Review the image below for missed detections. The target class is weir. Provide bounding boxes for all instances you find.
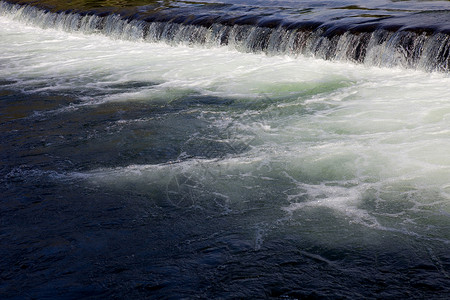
[1,0,449,71]
[2,1,450,299]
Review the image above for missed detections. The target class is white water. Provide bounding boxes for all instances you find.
[2,1,450,72]
[1,13,449,244]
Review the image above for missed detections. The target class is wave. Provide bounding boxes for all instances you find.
[1,0,449,72]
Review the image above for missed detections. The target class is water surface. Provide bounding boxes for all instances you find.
[1,0,450,298]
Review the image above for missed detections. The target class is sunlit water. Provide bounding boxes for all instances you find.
[1,2,449,298]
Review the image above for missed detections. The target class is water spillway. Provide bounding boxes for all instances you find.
[1,0,449,299]
[2,0,450,71]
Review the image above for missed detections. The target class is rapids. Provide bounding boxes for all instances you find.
[1,0,449,298]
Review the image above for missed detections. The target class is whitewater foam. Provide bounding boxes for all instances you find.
[1,0,450,71]
[1,1,449,247]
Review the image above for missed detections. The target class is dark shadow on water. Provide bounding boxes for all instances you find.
[1,174,449,298]
[0,87,245,176]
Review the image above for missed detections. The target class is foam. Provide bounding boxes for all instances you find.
[1,5,450,243]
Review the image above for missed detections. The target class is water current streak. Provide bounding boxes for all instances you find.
[1,0,450,71]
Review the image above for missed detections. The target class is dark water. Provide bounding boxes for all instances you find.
[2,91,448,298]
[1,0,450,299]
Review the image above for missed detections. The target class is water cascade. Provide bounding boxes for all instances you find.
[1,0,449,71]
[1,0,449,298]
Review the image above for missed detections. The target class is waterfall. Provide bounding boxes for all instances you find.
[1,0,449,72]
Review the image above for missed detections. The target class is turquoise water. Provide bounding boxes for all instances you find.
[1,1,449,298]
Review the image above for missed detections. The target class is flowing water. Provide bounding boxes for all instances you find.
[1,0,449,298]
